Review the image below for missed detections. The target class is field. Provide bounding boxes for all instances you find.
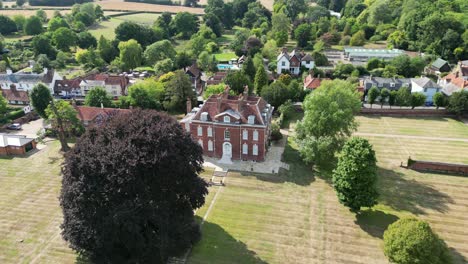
[88,13,161,39]
[1,116,468,263]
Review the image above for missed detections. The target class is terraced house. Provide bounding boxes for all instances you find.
[0,68,62,93]
[181,86,274,163]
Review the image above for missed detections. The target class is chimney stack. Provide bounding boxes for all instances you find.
[10,84,16,92]
[186,97,192,114]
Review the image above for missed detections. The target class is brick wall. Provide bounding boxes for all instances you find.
[408,159,468,176]
[360,108,455,117]
[189,122,266,161]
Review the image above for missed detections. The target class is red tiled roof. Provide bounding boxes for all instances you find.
[442,73,468,89]
[185,63,201,77]
[75,106,131,122]
[303,75,330,90]
[54,79,82,93]
[1,89,29,102]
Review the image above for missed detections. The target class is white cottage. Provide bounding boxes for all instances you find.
[277,48,315,75]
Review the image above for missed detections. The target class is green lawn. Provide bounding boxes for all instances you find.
[1,117,468,263]
[88,13,161,39]
[213,52,237,62]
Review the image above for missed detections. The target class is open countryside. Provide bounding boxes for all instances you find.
[1,117,467,263]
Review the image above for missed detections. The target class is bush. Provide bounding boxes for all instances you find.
[7,109,25,120]
[383,218,452,264]
[270,122,283,141]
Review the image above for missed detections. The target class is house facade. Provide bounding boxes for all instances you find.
[54,73,129,97]
[1,85,29,105]
[439,61,468,95]
[277,48,315,75]
[0,133,36,155]
[181,86,274,163]
[185,63,204,95]
[0,68,62,94]
[363,77,412,92]
[425,58,451,75]
[410,77,441,103]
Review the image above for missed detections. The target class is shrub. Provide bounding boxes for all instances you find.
[270,122,283,141]
[383,218,452,264]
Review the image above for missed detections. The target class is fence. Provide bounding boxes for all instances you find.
[407,158,468,176]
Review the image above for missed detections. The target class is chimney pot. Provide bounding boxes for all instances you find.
[186,97,192,114]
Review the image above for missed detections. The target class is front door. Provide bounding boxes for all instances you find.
[222,142,232,160]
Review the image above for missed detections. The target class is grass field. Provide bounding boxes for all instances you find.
[214,52,237,62]
[88,13,161,39]
[1,116,468,263]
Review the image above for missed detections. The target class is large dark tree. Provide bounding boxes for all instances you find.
[30,83,53,118]
[60,110,208,263]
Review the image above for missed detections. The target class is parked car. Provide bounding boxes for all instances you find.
[60,94,74,99]
[7,123,22,130]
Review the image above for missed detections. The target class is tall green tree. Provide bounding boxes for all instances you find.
[0,15,18,35]
[224,71,253,95]
[45,100,83,138]
[395,87,411,108]
[294,24,313,48]
[84,87,112,108]
[53,27,77,52]
[367,87,379,108]
[24,16,43,35]
[163,70,196,112]
[30,83,53,118]
[118,39,143,71]
[388,90,397,109]
[0,93,7,115]
[332,137,378,212]
[128,79,165,110]
[432,92,447,109]
[254,65,268,95]
[242,56,256,81]
[260,82,290,109]
[170,12,199,39]
[383,218,452,264]
[31,35,57,59]
[379,88,390,108]
[447,90,468,116]
[97,36,118,63]
[410,92,426,109]
[143,40,176,66]
[60,110,208,263]
[296,80,361,170]
[48,17,69,32]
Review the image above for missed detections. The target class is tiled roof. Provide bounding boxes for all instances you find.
[431,58,448,69]
[54,79,82,93]
[75,106,131,122]
[411,77,440,89]
[192,86,271,126]
[442,73,468,89]
[303,75,330,90]
[1,89,29,102]
[441,83,462,96]
[185,63,201,77]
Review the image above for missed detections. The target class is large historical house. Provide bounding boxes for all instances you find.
[54,73,129,97]
[0,68,62,94]
[277,48,314,75]
[181,86,274,163]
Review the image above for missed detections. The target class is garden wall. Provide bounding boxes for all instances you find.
[407,158,468,176]
[360,108,455,117]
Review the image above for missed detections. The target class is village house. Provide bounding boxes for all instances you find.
[75,106,131,127]
[1,85,30,105]
[363,76,412,92]
[180,86,274,163]
[410,77,441,103]
[206,71,228,86]
[0,133,36,156]
[439,61,468,96]
[54,73,129,98]
[184,63,204,95]
[0,68,62,94]
[303,74,330,91]
[277,48,314,75]
[425,58,451,75]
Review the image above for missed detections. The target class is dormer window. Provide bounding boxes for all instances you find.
[248,115,255,125]
[390,83,395,87]
[224,116,230,123]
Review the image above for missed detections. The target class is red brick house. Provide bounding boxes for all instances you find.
[181,86,274,163]
[75,106,131,127]
[0,133,37,155]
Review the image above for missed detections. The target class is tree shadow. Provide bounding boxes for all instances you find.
[189,219,268,264]
[355,209,399,238]
[378,167,454,215]
[449,247,468,264]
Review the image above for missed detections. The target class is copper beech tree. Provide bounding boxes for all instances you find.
[60,110,208,263]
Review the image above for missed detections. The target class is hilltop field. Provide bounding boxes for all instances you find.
[1,116,467,264]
